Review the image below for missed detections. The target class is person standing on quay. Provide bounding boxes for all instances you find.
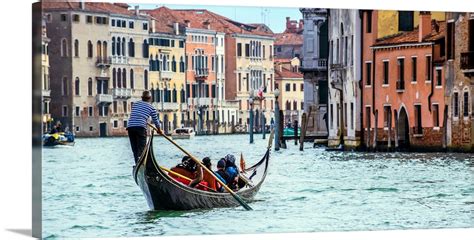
[127,91,162,164]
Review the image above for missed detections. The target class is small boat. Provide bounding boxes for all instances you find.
[133,132,272,210]
[283,127,301,137]
[171,127,196,139]
[43,132,75,147]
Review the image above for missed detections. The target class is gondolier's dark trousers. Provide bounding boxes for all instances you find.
[127,126,147,164]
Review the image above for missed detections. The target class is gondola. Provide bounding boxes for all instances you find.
[133,131,272,210]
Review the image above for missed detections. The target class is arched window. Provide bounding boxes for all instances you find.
[96,41,102,59]
[128,38,135,57]
[151,87,155,102]
[61,39,68,57]
[293,100,297,111]
[173,88,177,103]
[117,38,121,56]
[102,41,107,59]
[74,39,79,57]
[75,77,80,96]
[122,68,127,88]
[112,37,116,55]
[142,39,149,58]
[172,56,177,72]
[117,68,122,88]
[62,77,68,96]
[144,70,149,90]
[88,78,93,96]
[179,56,185,72]
[163,55,168,71]
[156,54,161,71]
[180,88,185,103]
[87,40,93,58]
[130,69,134,89]
[112,68,117,88]
[122,37,126,56]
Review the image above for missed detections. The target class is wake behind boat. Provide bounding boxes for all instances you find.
[133,130,273,210]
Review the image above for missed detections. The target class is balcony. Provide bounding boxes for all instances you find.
[396,80,405,93]
[195,68,209,80]
[160,71,173,80]
[162,102,179,111]
[112,88,132,99]
[461,52,474,74]
[197,98,211,106]
[301,58,327,72]
[96,57,111,68]
[111,55,128,65]
[96,94,113,104]
[42,89,51,98]
[181,103,188,111]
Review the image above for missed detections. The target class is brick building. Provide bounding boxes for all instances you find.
[445,12,474,152]
[274,58,304,125]
[274,17,304,59]
[362,11,447,150]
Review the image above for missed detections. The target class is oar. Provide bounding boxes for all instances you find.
[148,123,253,210]
[160,166,217,192]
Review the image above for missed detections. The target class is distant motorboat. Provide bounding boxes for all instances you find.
[43,132,75,147]
[171,127,196,139]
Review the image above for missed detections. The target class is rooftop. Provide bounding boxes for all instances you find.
[274,32,303,46]
[373,20,445,47]
[42,1,137,17]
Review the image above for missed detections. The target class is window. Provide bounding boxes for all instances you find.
[99,105,109,117]
[426,56,432,81]
[74,39,79,57]
[86,15,92,23]
[454,92,459,117]
[88,106,93,117]
[143,40,149,58]
[89,126,93,131]
[300,83,304,91]
[350,102,354,129]
[433,104,439,127]
[75,126,80,132]
[111,19,115,27]
[436,69,442,86]
[130,69,134,89]
[73,14,80,22]
[143,22,148,31]
[411,57,417,82]
[144,70,148,90]
[179,40,184,48]
[75,106,80,117]
[293,83,296,91]
[60,14,67,22]
[414,104,422,134]
[62,106,68,117]
[447,22,455,60]
[365,62,372,85]
[398,11,414,32]
[285,83,291,92]
[113,120,118,128]
[61,39,68,57]
[128,39,135,57]
[129,21,134,29]
[121,20,126,28]
[366,11,372,33]
[383,106,391,127]
[75,77,80,95]
[238,73,242,92]
[123,120,128,128]
[245,44,250,57]
[383,61,389,85]
[113,101,117,113]
[62,77,68,96]
[464,92,470,117]
[87,41,93,58]
[336,103,340,128]
[397,58,405,90]
[344,102,348,127]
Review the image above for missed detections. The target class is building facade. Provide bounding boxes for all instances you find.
[445,12,474,152]
[362,11,447,150]
[274,58,305,125]
[327,9,362,149]
[274,17,303,59]
[299,8,329,140]
[44,2,149,137]
[42,16,52,132]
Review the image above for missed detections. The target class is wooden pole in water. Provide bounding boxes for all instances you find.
[294,120,298,145]
[299,113,307,151]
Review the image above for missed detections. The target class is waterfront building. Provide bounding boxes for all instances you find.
[327,9,362,149]
[274,58,305,125]
[42,16,52,133]
[274,17,304,59]
[145,7,187,135]
[43,2,149,137]
[362,11,446,150]
[445,12,474,152]
[299,8,329,140]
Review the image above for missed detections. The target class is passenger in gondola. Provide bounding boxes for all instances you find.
[215,159,231,192]
[170,156,204,189]
[49,121,63,134]
[201,157,217,192]
[224,155,239,190]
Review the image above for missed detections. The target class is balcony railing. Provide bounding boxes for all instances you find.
[461,51,474,70]
[396,80,405,92]
[160,71,173,80]
[180,103,188,111]
[195,68,209,79]
[42,89,51,98]
[96,56,111,67]
[162,102,179,111]
[111,55,129,65]
[96,94,113,104]
[112,88,132,99]
[301,58,327,72]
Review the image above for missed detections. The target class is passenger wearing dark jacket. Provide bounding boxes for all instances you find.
[215,159,232,192]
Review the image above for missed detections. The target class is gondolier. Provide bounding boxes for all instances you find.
[127,91,162,163]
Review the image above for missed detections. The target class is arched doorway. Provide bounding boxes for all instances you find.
[397,107,410,148]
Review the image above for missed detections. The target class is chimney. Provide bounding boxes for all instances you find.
[151,19,156,33]
[419,11,432,42]
[174,22,179,35]
[203,20,210,30]
[134,5,139,16]
[298,19,303,30]
[184,20,190,28]
[79,1,85,10]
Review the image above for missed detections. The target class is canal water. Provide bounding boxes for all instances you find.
[42,134,474,239]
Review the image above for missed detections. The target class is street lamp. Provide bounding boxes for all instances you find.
[249,90,255,144]
[274,88,280,151]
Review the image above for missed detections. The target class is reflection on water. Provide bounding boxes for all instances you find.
[42,135,474,239]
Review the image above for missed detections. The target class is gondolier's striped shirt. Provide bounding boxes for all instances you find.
[127,101,161,129]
